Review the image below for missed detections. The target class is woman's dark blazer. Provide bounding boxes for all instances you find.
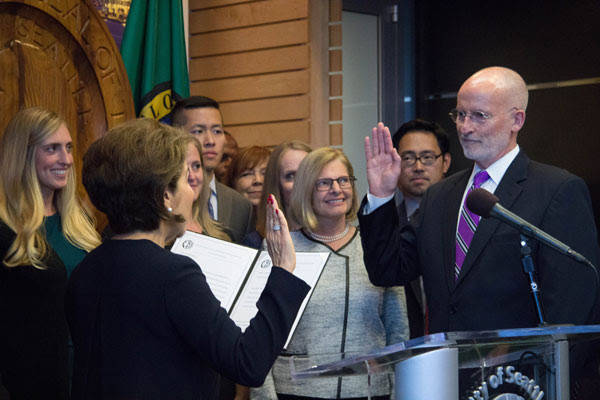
[0,220,69,399]
[65,239,308,399]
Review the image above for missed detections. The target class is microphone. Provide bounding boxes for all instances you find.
[466,188,591,264]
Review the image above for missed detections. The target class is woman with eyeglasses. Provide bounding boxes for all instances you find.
[251,147,409,400]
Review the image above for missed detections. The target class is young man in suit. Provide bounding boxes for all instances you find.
[391,119,451,338]
[172,96,253,244]
[360,66,599,332]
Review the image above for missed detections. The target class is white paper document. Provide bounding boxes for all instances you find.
[172,231,329,347]
[172,231,259,312]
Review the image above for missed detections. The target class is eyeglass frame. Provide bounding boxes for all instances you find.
[400,152,443,167]
[314,176,357,192]
[448,107,519,125]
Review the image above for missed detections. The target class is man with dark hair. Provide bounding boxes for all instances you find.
[172,96,253,243]
[391,119,451,338]
[391,119,451,222]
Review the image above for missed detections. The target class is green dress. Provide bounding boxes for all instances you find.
[44,213,86,277]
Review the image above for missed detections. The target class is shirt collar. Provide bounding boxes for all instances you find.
[209,175,217,195]
[472,144,520,187]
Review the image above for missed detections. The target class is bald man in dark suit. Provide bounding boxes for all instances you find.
[360,66,599,332]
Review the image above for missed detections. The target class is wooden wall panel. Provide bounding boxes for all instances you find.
[221,95,309,125]
[189,0,251,10]
[188,0,333,148]
[190,0,308,33]
[191,70,309,102]
[330,74,342,97]
[327,0,342,145]
[329,123,343,145]
[227,121,310,147]
[191,20,308,57]
[329,24,342,47]
[329,0,342,22]
[190,45,309,80]
[329,49,342,72]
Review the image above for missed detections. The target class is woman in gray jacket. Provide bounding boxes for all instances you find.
[252,147,409,400]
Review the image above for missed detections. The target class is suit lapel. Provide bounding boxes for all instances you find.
[456,152,529,287]
[443,171,471,293]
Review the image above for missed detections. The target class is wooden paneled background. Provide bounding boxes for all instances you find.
[188,0,342,147]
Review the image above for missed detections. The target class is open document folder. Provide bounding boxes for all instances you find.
[172,231,329,348]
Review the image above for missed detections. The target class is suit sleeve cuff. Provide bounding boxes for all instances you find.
[364,192,395,215]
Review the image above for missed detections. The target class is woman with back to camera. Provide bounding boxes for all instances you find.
[251,147,409,400]
[228,146,271,248]
[249,141,312,249]
[0,107,100,399]
[66,118,309,399]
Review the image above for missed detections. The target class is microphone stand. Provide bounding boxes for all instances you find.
[519,234,546,326]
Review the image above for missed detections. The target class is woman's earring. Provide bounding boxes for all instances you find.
[167,207,173,213]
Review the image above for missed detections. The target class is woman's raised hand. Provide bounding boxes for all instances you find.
[265,195,296,273]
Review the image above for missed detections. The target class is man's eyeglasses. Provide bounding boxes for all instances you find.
[448,109,492,124]
[449,107,519,125]
[315,176,357,191]
[401,152,442,167]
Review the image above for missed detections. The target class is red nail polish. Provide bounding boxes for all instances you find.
[276,209,279,215]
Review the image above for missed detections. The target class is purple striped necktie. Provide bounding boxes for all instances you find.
[455,170,490,280]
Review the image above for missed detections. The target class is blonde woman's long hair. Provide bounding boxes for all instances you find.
[190,140,231,242]
[256,140,312,237]
[0,107,100,269]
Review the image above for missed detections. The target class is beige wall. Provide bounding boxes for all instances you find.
[188,0,342,148]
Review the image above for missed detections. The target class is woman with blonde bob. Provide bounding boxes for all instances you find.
[66,118,309,399]
[0,107,100,398]
[252,147,409,400]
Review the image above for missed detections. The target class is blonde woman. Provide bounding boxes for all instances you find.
[0,107,100,398]
[252,147,409,400]
[185,139,231,241]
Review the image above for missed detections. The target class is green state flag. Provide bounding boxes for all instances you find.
[121,0,190,121]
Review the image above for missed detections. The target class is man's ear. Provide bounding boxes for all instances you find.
[442,153,452,175]
[513,109,526,132]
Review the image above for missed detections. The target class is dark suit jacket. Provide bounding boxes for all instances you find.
[65,239,309,399]
[359,151,600,334]
[394,194,426,338]
[216,181,254,243]
[0,221,69,399]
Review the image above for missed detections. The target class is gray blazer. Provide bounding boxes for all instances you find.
[216,181,254,243]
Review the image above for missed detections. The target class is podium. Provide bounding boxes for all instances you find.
[290,325,600,400]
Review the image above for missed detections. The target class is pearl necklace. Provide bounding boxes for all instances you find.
[307,224,350,243]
